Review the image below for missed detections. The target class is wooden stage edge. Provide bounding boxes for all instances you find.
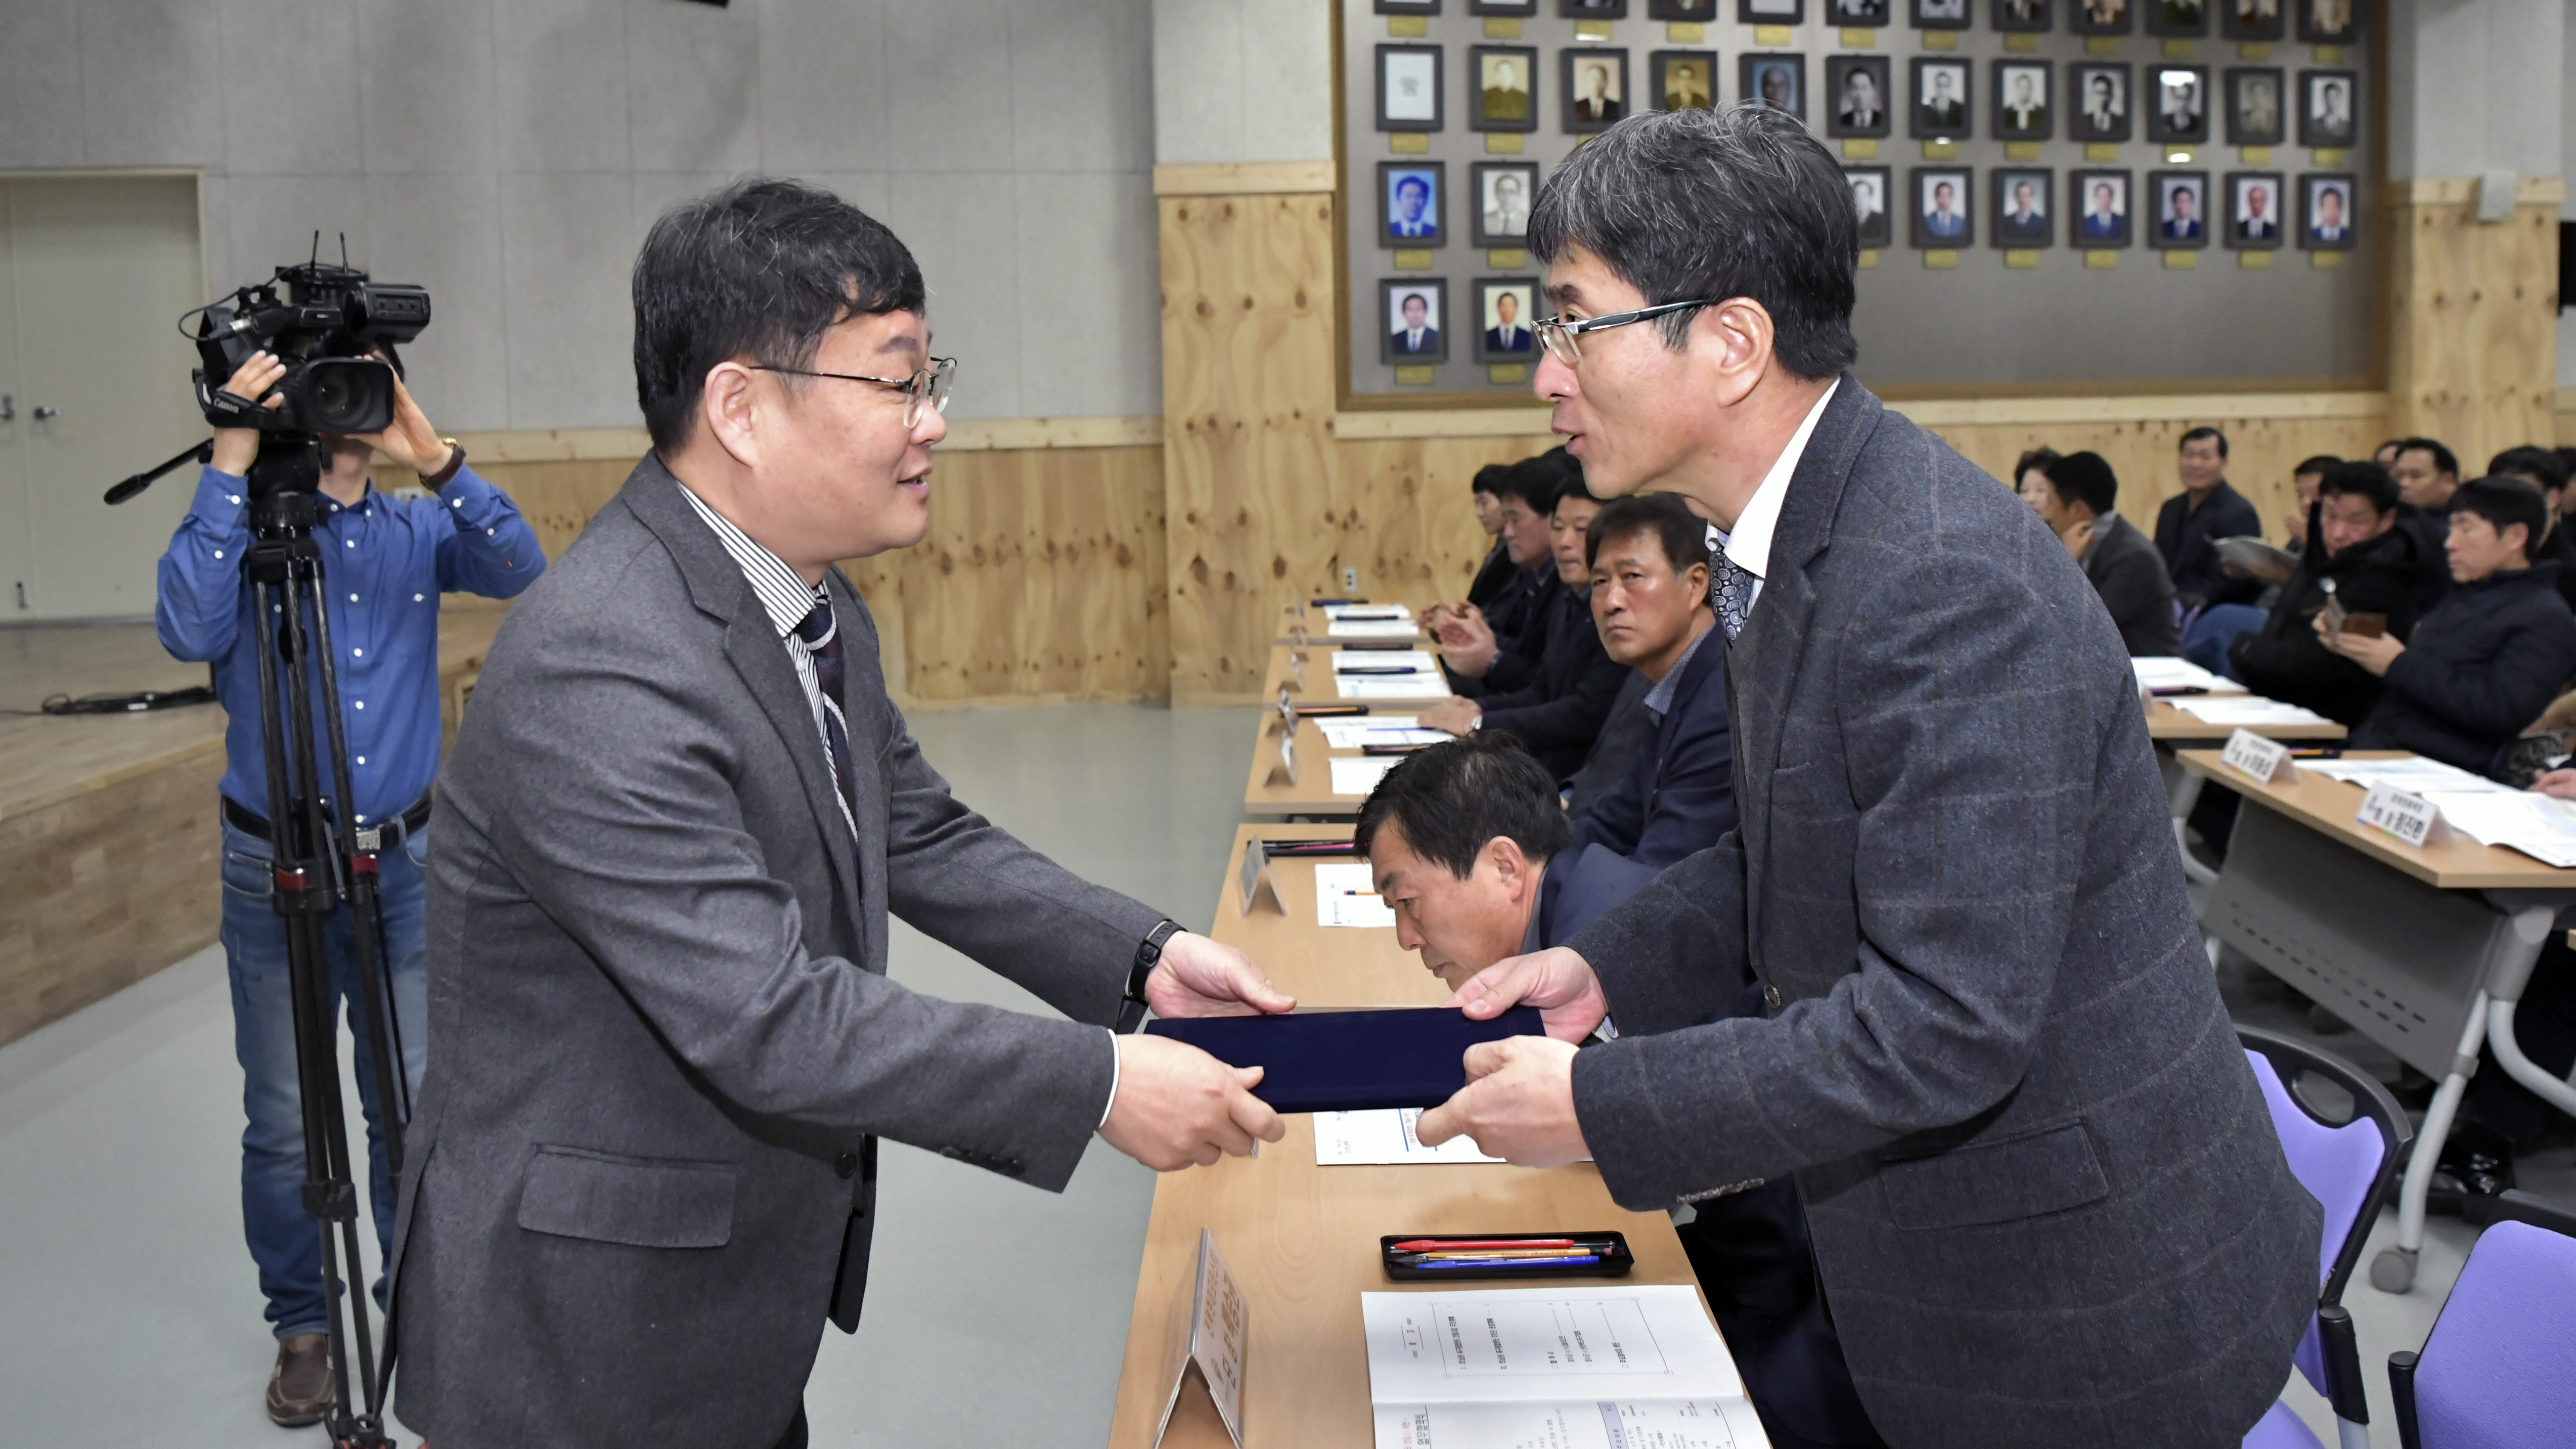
[0,616,501,1049]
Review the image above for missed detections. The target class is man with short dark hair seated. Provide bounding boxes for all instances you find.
[2229,460,2426,724]
[2155,426,2263,613]
[2330,477,2576,776]
[1565,493,1733,868]
[1435,459,1566,695]
[2389,435,2463,613]
[1464,463,1521,610]
[2490,445,2576,613]
[1423,482,1629,779]
[2022,451,2179,657]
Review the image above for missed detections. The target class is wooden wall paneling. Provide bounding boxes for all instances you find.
[1336,435,1559,604]
[2383,182,2565,469]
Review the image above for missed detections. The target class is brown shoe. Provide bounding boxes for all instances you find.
[266,1332,334,1427]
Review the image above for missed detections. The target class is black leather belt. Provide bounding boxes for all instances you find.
[223,793,433,851]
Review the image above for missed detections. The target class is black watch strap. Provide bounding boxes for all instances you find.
[1117,920,1181,1033]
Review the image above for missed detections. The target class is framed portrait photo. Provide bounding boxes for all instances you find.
[1651,51,1720,112]
[1375,0,1442,11]
[1993,60,2053,142]
[1377,161,1448,248]
[1562,49,1631,133]
[2296,0,2354,45]
[2069,167,2134,248]
[1845,165,1894,249]
[2220,0,2284,42]
[1381,278,1451,366]
[1737,0,1804,19]
[1911,167,1974,248]
[1911,0,1971,29]
[2069,63,2131,143]
[2297,171,2357,251]
[2145,0,2208,35]
[1830,0,1892,24]
[2298,69,2357,150]
[2072,0,2133,33]
[1473,278,1541,364]
[2146,64,2209,145]
[1994,0,2053,32]
[1472,161,1541,247]
[1741,53,1807,119]
[2224,67,2284,147]
[1909,57,1972,140]
[1826,55,1894,138]
[2148,168,2210,249]
[1993,167,2054,249]
[1376,45,1445,132]
[1560,0,1630,15]
[1469,0,1542,13]
[2224,170,2286,250]
[1471,46,1541,132]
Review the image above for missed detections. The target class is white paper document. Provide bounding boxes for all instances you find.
[1341,675,1454,700]
[1336,650,1440,673]
[2131,657,2249,695]
[2173,697,2332,727]
[1317,716,1448,750]
[2410,792,2576,867]
[2300,756,2511,796]
[1326,604,1414,621]
[1363,1287,1770,1449]
[1331,756,1404,797]
[1315,861,1398,927]
[1315,1108,1504,1165]
[1333,619,1425,638]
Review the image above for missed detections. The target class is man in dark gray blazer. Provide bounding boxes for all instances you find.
[388,180,1290,1448]
[1418,108,2318,1447]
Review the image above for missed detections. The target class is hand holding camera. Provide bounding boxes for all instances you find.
[209,353,288,476]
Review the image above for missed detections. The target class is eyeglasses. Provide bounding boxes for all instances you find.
[754,356,957,427]
[1534,300,1717,367]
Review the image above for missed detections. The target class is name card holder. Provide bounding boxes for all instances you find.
[1264,724,1300,789]
[1152,1229,1251,1449]
[1283,648,1308,694]
[2219,728,2294,785]
[2358,783,2448,850]
[1237,837,1285,916]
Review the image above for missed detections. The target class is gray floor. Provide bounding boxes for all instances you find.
[2,702,2569,1448]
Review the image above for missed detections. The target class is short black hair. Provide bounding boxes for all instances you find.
[2317,460,2400,516]
[2395,437,2460,479]
[2040,451,2119,516]
[1397,175,1429,198]
[1585,492,1713,577]
[2449,476,2548,555]
[2294,454,2341,478]
[2488,446,2570,496]
[1472,462,1513,499]
[1491,457,1567,514]
[632,178,925,453]
[2014,447,2062,483]
[1353,734,1574,878]
[2178,426,2229,459]
[1526,105,1859,381]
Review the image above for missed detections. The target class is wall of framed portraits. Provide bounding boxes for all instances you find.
[1334,0,2377,404]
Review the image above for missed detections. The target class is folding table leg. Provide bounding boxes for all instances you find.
[2372,990,2489,1294]
[2169,770,2217,888]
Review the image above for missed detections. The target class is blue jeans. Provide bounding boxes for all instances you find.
[2184,603,2269,681]
[219,814,430,1341]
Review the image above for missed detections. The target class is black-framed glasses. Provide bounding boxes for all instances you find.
[754,356,957,427]
[1534,300,1717,366]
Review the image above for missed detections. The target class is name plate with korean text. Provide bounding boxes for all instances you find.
[2358,784,2447,849]
[2219,728,2293,785]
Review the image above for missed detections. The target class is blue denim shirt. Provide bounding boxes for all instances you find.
[156,461,544,825]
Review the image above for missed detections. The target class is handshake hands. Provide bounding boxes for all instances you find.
[1096,933,1295,1171]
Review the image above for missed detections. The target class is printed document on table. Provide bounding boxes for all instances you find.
[2301,757,2511,795]
[1373,1397,1769,1449]
[1331,757,1403,797]
[1315,861,1397,928]
[2409,792,2576,866]
[2131,657,2248,695]
[1341,675,1453,700]
[1315,1108,1504,1165]
[1317,716,1448,750]
[1336,650,1439,673]
[2173,697,2331,727]
[1326,604,1414,621]
[1333,619,1423,638]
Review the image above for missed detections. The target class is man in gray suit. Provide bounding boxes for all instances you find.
[1417,108,2318,1446]
[388,179,1291,1448]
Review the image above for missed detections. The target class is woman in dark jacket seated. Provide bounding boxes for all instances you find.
[2229,461,2426,725]
[2328,476,2576,777]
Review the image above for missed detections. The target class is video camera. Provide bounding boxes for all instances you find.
[193,260,431,437]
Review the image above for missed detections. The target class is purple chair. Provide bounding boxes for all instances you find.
[2238,1025,2413,1449]
[2388,1206,2576,1448]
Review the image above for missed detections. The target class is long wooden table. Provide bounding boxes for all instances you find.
[2143,697,2345,742]
[1261,644,1452,706]
[1104,823,1709,1447]
[1241,717,1415,820]
[1276,601,1431,645]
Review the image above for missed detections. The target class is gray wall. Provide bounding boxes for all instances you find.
[1153,0,1332,165]
[0,0,1161,430]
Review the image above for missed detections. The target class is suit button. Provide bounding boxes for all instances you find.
[1762,984,1784,1009]
[834,1151,859,1179]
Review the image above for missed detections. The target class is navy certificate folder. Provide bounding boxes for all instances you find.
[1144,1006,1546,1113]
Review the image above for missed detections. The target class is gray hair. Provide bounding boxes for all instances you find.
[1527,104,1859,380]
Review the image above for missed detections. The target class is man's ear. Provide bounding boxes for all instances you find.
[1683,561,1710,600]
[700,360,763,468]
[1694,297,1775,409]
[1485,835,1533,897]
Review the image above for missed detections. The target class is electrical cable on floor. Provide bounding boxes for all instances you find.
[4,686,218,717]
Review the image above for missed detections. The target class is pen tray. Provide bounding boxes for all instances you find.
[1380,1232,1635,1281]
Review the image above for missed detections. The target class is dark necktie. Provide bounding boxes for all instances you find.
[1713,553,1754,642]
[793,599,859,829]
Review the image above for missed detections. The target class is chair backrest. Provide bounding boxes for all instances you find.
[2412,1220,2576,1446]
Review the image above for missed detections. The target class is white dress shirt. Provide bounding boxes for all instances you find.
[1709,379,1841,614]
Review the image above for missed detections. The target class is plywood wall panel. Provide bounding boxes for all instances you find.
[2385,197,2563,469]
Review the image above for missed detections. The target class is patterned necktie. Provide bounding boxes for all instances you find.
[1712,552,1754,642]
[793,599,859,829]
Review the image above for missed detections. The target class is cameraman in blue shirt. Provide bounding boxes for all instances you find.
[156,350,544,1426]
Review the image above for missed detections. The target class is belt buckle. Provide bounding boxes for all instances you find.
[355,825,384,853]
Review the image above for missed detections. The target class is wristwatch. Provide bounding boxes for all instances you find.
[1117,919,1182,1033]
[423,438,466,491]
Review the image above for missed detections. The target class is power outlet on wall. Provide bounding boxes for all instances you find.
[1342,566,1359,591]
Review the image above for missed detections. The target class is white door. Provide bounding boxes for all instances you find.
[1,175,206,621]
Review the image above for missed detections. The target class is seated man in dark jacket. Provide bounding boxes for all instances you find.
[2334,477,2576,776]
[2027,451,2181,656]
[2229,461,2426,725]
[2154,426,2264,612]
[1463,463,1521,610]
[1566,494,1734,868]
[2490,446,2576,614]
[1423,482,1628,780]
[1356,735,1882,1449]
[1434,459,1566,696]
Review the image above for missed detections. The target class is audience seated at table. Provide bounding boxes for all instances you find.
[2388,435,2463,613]
[1354,735,1879,1449]
[1562,494,1734,869]
[2155,426,2265,614]
[2333,476,2576,777]
[2018,450,2181,657]
[1431,456,1568,697]
[2490,445,2576,614]
[2226,460,2426,724]
[1424,480,1627,780]
[1462,463,1520,612]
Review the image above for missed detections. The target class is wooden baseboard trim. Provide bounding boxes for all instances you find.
[1153,160,1337,197]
